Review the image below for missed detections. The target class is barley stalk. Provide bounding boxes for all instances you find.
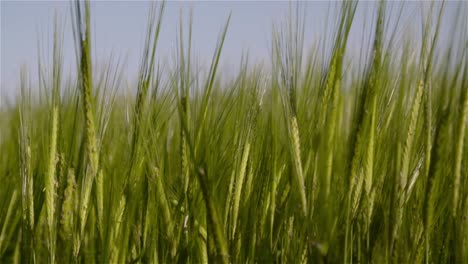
[72,1,101,244]
[0,190,18,255]
[400,80,424,192]
[364,98,377,227]
[452,84,467,217]
[96,169,104,236]
[393,80,424,247]
[196,166,229,263]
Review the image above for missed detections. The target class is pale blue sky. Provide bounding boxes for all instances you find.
[1,1,464,102]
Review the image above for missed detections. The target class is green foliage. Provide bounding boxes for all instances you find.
[0,1,466,263]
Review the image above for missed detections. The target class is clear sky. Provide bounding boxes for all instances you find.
[1,1,464,103]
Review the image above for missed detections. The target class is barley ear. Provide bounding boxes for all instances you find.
[290,116,308,216]
[45,106,58,264]
[60,168,77,240]
[231,139,251,238]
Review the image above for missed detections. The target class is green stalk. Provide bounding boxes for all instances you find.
[452,71,467,217]
[0,190,18,256]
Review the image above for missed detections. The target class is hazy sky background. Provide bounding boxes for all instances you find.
[1,1,464,103]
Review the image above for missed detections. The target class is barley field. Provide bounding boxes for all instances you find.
[0,1,467,263]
